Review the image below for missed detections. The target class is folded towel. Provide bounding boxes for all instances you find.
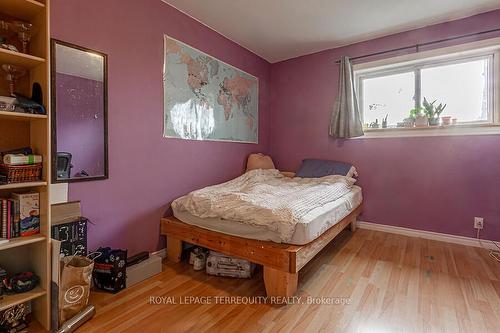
[3,154,42,165]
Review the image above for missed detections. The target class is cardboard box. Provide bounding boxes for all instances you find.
[51,201,81,226]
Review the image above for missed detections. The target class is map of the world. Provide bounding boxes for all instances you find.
[163,36,258,143]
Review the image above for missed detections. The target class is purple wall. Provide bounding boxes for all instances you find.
[51,0,271,254]
[56,73,105,177]
[52,1,500,253]
[270,10,500,241]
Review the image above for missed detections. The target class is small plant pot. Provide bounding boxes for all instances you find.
[441,116,451,126]
[428,118,440,126]
[403,117,415,128]
[415,115,428,127]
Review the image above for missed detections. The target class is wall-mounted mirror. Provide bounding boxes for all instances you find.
[51,39,108,183]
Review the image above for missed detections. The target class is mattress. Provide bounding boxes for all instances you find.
[173,185,362,245]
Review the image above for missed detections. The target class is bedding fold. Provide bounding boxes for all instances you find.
[172,169,355,242]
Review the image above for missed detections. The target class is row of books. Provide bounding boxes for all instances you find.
[0,192,40,243]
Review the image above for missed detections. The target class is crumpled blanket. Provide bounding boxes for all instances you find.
[172,169,355,242]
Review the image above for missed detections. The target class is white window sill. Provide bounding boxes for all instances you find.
[355,123,500,139]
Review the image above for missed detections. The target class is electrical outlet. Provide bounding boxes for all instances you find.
[474,217,484,229]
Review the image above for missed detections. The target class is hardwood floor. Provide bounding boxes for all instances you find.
[52,229,500,332]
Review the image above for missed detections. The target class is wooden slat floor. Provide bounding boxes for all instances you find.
[49,229,500,333]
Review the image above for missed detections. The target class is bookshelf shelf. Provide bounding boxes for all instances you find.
[0,234,45,251]
[0,0,45,21]
[0,286,46,311]
[0,48,46,69]
[0,110,47,121]
[0,181,47,190]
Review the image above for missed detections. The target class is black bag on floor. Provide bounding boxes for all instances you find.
[91,247,127,293]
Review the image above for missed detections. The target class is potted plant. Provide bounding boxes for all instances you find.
[369,119,380,128]
[382,114,388,128]
[403,117,414,127]
[409,107,428,127]
[423,97,446,126]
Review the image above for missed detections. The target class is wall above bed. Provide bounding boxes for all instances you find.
[269,9,500,242]
[51,0,271,254]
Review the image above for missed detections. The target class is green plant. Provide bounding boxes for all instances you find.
[422,97,446,119]
[409,107,424,119]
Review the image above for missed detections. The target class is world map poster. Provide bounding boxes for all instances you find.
[163,36,258,143]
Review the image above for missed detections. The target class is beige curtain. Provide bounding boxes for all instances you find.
[329,56,364,138]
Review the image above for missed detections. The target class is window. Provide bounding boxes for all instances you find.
[420,58,491,123]
[361,71,416,127]
[356,52,496,132]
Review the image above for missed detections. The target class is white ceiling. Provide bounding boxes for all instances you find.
[162,0,500,63]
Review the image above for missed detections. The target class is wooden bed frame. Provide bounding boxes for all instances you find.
[160,203,362,298]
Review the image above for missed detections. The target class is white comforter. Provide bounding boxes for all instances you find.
[172,169,355,242]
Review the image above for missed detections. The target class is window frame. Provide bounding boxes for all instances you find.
[352,38,500,138]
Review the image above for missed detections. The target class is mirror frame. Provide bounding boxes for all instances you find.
[50,39,109,183]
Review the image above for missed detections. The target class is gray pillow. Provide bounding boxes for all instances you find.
[295,159,356,178]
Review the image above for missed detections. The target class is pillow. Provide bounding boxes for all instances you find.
[295,159,357,178]
[246,153,276,172]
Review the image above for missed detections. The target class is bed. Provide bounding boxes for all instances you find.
[160,168,363,297]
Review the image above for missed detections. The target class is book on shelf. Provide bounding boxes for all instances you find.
[0,192,40,240]
[1,198,6,239]
[7,198,11,239]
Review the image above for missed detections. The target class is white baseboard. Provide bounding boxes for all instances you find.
[357,221,498,251]
[151,248,167,259]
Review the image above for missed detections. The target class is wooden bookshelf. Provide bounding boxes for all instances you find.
[0,0,45,21]
[0,181,47,190]
[0,234,45,251]
[0,48,46,69]
[0,110,47,121]
[0,286,46,311]
[0,0,51,330]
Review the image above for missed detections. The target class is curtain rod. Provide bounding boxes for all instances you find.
[334,27,500,64]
